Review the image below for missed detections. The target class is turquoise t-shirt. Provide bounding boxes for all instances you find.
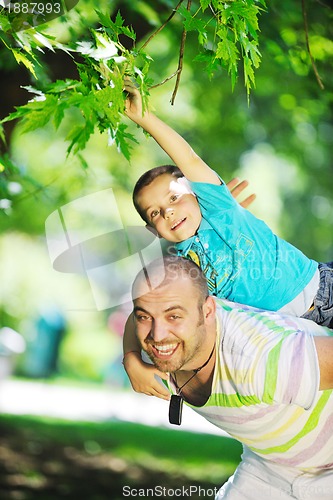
[176,180,318,311]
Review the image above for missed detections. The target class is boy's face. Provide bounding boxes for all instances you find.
[136,174,202,243]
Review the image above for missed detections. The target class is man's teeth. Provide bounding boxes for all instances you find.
[154,344,177,355]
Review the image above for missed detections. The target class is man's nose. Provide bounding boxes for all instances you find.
[151,319,168,342]
[163,207,174,219]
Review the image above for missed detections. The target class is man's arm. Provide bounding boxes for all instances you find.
[226,178,256,209]
[314,337,333,391]
[124,81,220,185]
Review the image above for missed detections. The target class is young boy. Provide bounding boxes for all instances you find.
[123,82,333,400]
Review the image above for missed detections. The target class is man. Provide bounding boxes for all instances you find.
[130,256,333,499]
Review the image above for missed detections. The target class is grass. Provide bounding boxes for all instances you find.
[0,413,242,499]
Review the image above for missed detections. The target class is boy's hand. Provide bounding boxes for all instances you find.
[227,177,256,209]
[124,79,145,124]
[123,351,171,401]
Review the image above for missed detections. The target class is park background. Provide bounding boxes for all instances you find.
[0,0,332,498]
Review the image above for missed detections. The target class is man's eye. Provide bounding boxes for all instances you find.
[137,315,151,322]
[169,315,180,320]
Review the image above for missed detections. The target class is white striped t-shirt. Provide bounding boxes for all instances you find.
[184,300,333,473]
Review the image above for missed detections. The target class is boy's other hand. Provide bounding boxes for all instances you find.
[227,177,256,209]
[123,351,171,401]
[124,79,144,123]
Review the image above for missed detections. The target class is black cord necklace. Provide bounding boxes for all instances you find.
[169,342,216,426]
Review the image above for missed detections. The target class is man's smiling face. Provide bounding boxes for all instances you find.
[136,174,202,243]
[133,274,209,374]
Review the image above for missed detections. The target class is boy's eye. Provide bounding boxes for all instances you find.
[151,209,160,218]
[170,194,179,202]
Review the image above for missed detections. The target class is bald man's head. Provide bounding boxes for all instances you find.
[132,256,209,304]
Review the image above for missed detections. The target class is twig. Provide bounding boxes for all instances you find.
[140,0,185,51]
[209,2,218,18]
[313,0,332,8]
[171,0,191,105]
[14,175,62,203]
[301,0,325,90]
[170,28,187,105]
[149,69,181,89]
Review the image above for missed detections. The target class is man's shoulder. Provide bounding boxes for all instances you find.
[215,298,247,313]
[215,298,328,338]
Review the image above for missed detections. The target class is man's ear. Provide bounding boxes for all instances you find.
[145,224,161,238]
[203,295,216,323]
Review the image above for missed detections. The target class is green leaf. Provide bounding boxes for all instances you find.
[53,102,66,130]
[77,153,89,170]
[66,92,87,108]
[47,79,80,94]
[99,10,136,41]
[0,123,6,145]
[0,108,29,125]
[179,5,207,34]
[216,36,240,67]
[66,122,95,155]
[114,10,136,40]
[198,30,208,46]
[19,95,59,134]
[93,86,114,114]
[247,40,261,68]
[95,10,113,29]
[215,35,240,91]
[0,14,11,32]
[11,49,37,78]
[200,0,211,12]
[194,51,222,79]
[114,123,138,162]
[244,57,255,95]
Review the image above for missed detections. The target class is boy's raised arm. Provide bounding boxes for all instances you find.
[124,82,220,185]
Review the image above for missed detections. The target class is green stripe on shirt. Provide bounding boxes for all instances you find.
[206,392,261,408]
[250,391,332,455]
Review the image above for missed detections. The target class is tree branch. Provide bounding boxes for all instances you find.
[313,0,332,9]
[149,69,181,89]
[301,0,325,90]
[140,0,185,51]
[171,0,191,105]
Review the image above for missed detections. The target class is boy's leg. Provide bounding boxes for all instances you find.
[302,262,333,328]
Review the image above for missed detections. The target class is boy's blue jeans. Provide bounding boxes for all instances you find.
[301,261,333,329]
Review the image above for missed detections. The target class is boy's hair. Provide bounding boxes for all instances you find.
[132,165,183,224]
